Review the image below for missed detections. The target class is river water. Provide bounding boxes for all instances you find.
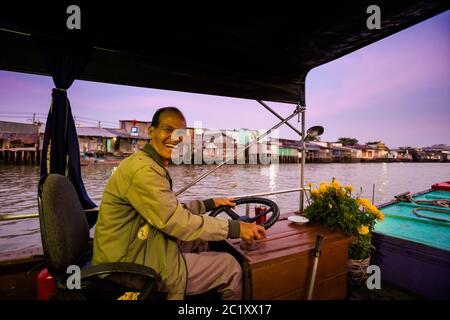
[0,162,449,256]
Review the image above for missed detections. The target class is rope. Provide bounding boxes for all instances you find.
[414,199,450,208]
[412,207,450,223]
[396,192,450,223]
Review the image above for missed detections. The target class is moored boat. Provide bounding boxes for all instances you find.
[373,184,450,299]
[432,181,450,192]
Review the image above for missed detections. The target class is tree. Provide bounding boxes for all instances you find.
[366,141,381,145]
[338,137,358,146]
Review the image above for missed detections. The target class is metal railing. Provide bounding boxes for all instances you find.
[0,188,307,222]
[0,208,99,221]
[230,188,305,199]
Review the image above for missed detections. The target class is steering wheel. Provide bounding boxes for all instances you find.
[209,197,280,229]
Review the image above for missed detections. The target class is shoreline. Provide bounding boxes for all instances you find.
[1,159,449,166]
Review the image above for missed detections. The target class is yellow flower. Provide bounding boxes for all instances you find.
[358,225,369,235]
[376,212,385,221]
[357,197,371,208]
[366,204,379,215]
[307,182,313,188]
[328,203,333,209]
[310,188,319,196]
[332,180,340,189]
[319,183,328,193]
[328,178,338,189]
[344,185,353,193]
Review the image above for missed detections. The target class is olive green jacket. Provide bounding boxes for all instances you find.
[92,144,240,299]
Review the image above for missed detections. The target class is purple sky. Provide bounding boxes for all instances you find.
[0,11,449,149]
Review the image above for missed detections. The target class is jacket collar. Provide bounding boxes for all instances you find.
[141,143,173,190]
[142,143,166,169]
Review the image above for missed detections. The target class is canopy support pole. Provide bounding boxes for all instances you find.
[256,100,303,137]
[298,79,307,213]
[300,104,306,213]
[256,99,307,213]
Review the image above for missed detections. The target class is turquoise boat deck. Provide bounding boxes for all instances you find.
[374,190,450,251]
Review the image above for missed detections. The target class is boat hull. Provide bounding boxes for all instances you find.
[372,232,450,299]
[373,187,450,299]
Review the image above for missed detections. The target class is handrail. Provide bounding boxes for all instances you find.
[230,188,306,199]
[0,208,99,221]
[0,188,309,221]
[0,213,39,221]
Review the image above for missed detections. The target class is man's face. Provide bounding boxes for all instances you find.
[149,110,187,166]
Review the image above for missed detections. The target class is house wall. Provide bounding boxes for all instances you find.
[120,121,151,136]
[78,136,101,153]
[119,139,134,154]
[278,147,298,157]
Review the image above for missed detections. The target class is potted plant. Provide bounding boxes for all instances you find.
[304,178,384,284]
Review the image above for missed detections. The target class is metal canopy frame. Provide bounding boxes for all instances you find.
[174,103,304,196]
[174,98,309,213]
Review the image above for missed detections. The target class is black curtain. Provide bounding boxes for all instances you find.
[38,37,96,210]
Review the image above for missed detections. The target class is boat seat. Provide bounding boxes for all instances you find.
[38,173,165,300]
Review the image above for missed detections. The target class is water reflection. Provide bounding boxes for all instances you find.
[1,162,449,253]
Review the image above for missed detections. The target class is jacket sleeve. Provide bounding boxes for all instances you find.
[125,166,230,241]
[181,199,240,238]
[180,199,215,214]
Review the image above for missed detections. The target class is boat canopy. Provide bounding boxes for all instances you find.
[0,2,448,104]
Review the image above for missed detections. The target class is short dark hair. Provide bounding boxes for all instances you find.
[151,107,185,128]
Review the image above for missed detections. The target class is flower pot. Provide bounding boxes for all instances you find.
[347,256,370,285]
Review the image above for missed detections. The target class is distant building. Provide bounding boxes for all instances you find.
[395,148,414,161]
[77,127,118,155]
[348,144,377,161]
[329,143,359,162]
[4,119,445,165]
[387,150,398,160]
[0,121,40,164]
[76,125,149,156]
[202,130,237,164]
[119,120,152,138]
[441,151,450,162]
[424,144,450,152]
[274,138,301,161]
[0,121,39,150]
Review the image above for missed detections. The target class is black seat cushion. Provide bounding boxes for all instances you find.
[39,174,89,276]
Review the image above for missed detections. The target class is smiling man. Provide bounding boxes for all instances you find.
[93,107,265,300]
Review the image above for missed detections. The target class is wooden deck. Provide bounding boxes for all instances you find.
[0,148,39,165]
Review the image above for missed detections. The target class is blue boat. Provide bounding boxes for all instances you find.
[373,184,450,299]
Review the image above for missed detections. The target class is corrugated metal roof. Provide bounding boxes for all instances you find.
[105,128,148,140]
[0,121,39,135]
[76,127,117,138]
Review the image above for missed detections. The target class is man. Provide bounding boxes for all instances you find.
[93,107,266,300]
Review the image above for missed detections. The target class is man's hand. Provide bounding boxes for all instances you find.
[213,198,236,207]
[239,222,266,245]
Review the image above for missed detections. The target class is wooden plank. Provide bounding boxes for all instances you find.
[272,273,348,300]
[226,219,354,300]
[248,243,350,299]
[227,221,353,264]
